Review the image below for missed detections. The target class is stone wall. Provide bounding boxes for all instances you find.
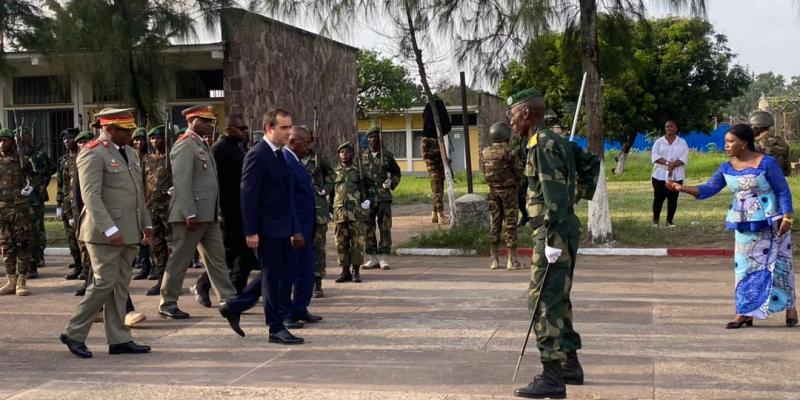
[221,8,357,160]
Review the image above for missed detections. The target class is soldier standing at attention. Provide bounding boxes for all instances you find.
[131,127,154,279]
[361,127,401,270]
[57,128,85,280]
[333,142,373,283]
[750,110,792,176]
[22,128,56,279]
[0,128,34,296]
[482,122,524,271]
[421,136,447,224]
[303,129,335,298]
[507,89,599,399]
[59,108,153,358]
[142,125,172,296]
[158,105,237,319]
[72,130,95,296]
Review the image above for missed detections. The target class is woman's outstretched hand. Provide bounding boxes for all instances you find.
[665,181,683,192]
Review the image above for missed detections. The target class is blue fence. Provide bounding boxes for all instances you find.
[571,123,730,153]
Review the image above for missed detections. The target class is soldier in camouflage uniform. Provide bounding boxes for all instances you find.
[509,136,530,227]
[131,128,155,279]
[508,89,600,399]
[750,110,792,176]
[142,126,172,296]
[361,127,401,270]
[302,131,335,297]
[481,122,524,271]
[72,130,95,296]
[57,128,84,280]
[22,129,56,279]
[0,128,34,296]
[333,142,373,283]
[421,137,447,224]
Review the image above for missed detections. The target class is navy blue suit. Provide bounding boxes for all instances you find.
[227,138,299,333]
[283,148,316,317]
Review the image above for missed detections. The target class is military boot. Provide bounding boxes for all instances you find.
[436,211,449,224]
[15,275,30,296]
[561,351,584,385]
[430,211,438,224]
[507,248,522,270]
[335,266,352,283]
[489,245,500,270]
[378,255,391,270]
[0,275,17,295]
[361,254,379,270]
[132,257,153,280]
[64,266,82,280]
[313,277,324,298]
[352,265,362,283]
[26,264,39,279]
[514,360,566,399]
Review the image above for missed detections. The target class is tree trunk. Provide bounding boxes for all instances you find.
[404,2,458,227]
[579,0,613,244]
[613,132,637,175]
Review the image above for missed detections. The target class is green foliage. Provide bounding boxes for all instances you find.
[357,49,425,117]
[722,72,800,119]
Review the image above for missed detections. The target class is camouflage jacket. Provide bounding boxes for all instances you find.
[333,164,374,223]
[481,143,523,189]
[0,154,33,206]
[362,149,402,203]
[302,150,335,225]
[26,145,56,203]
[755,131,791,176]
[56,152,78,209]
[421,137,444,172]
[143,152,172,210]
[525,127,600,234]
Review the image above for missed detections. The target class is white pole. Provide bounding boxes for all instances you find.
[569,72,588,142]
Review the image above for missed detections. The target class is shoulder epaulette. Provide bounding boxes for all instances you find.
[85,140,108,149]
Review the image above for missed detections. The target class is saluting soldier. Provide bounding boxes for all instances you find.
[750,110,792,176]
[333,142,373,283]
[303,129,335,298]
[22,128,56,279]
[142,125,172,296]
[158,105,237,319]
[60,108,153,358]
[482,122,524,271]
[360,127,401,270]
[0,128,34,296]
[57,128,84,280]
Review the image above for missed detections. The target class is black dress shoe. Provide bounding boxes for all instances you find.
[64,268,82,280]
[293,313,323,323]
[283,319,305,329]
[144,282,160,296]
[268,329,304,345]
[60,334,92,358]
[190,284,212,308]
[132,265,151,280]
[219,304,245,337]
[109,341,151,354]
[159,308,190,319]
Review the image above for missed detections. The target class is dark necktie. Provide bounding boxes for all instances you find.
[118,146,129,164]
[275,149,285,164]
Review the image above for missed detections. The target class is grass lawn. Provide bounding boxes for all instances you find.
[400,150,800,251]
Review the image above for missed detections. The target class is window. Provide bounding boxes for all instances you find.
[6,108,74,159]
[382,131,407,158]
[412,130,425,158]
[13,76,71,105]
[175,70,223,100]
[451,112,477,126]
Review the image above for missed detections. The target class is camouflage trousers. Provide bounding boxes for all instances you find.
[528,216,582,362]
[149,207,170,276]
[488,188,518,249]
[314,223,328,278]
[426,162,445,212]
[335,221,363,268]
[0,203,31,276]
[29,200,46,266]
[365,201,392,255]
[61,202,82,267]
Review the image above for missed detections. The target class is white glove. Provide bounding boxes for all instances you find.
[329,212,334,220]
[360,200,371,210]
[166,186,175,197]
[382,179,392,189]
[545,245,562,264]
[20,185,33,197]
[318,189,327,196]
[56,207,63,218]
[68,219,75,227]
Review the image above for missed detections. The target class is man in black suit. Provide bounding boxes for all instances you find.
[220,108,305,344]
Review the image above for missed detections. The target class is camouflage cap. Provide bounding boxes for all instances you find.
[337,141,354,152]
[507,88,543,108]
[60,127,80,140]
[0,128,14,140]
[75,130,94,143]
[749,110,774,129]
[147,125,166,137]
[490,122,512,143]
[132,127,147,139]
[366,126,381,138]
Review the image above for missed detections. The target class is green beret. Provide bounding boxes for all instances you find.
[337,142,354,152]
[75,131,94,142]
[293,125,313,135]
[0,128,14,140]
[507,88,543,108]
[60,128,80,140]
[147,125,166,137]
[132,128,147,139]
[366,126,381,138]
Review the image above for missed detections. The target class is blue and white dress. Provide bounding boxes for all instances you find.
[697,155,796,318]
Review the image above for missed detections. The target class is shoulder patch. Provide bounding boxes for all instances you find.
[178,134,191,142]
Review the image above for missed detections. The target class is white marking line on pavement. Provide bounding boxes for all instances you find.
[226,349,290,386]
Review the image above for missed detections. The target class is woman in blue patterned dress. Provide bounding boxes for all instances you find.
[667,124,797,329]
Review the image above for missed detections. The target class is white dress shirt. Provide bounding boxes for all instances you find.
[651,136,689,181]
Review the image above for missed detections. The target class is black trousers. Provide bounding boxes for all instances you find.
[652,177,682,224]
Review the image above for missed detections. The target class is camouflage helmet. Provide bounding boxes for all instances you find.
[490,122,512,143]
[0,128,14,140]
[749,111,774,129]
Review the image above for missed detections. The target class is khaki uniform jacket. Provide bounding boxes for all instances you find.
[77,134,151,245]
[168,129,219,223]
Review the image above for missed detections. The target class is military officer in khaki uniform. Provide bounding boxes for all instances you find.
[158,105,236,319]
[60,108,153,359]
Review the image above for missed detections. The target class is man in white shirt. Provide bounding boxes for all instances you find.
[650,120,689,227]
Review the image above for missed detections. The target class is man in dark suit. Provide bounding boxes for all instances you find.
[220,108,305,344]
